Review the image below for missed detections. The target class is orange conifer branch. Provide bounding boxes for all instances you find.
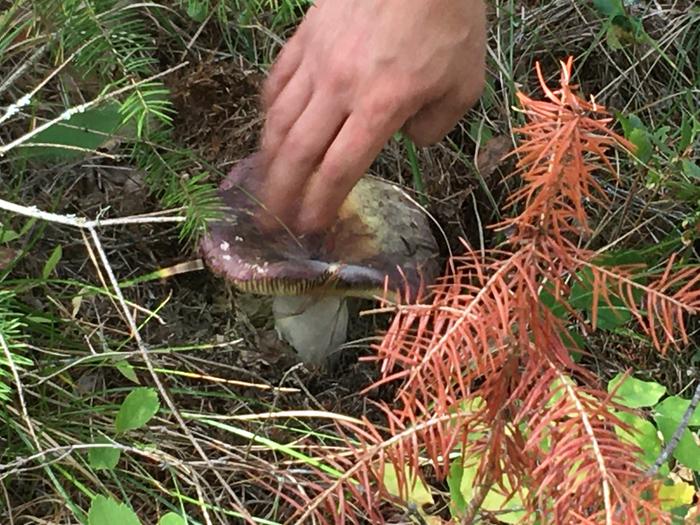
[292,57,699,524]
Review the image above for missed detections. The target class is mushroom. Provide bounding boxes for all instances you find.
[199,154,440,365]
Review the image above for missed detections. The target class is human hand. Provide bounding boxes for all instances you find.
[257,0,487,234]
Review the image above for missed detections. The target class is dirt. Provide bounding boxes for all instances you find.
[165,57,265,166]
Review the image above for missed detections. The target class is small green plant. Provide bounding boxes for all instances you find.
[608,373,700,517]
[88,495,141,525]
[616,110,700,248]
[87,386,160,473]
[592,0,650,50]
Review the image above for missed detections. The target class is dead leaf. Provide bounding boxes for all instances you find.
[476,135,513,179]
[0,247,17,269]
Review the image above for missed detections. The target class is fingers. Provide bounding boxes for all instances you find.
[261,0,326,110]
[262,33,304,111]
[259,90,349,231]
[260,66,312,160]
[402,85,477,147]
[296,107,406,233]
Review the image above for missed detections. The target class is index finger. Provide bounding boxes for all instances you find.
[258,90,349,232]
[262,33,304,111]
[295,104,409,233]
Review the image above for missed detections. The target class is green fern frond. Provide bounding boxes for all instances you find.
[164,172,223,244]
[4,1,222,246]
[129,138,223,246]
[29,0,172,137]
[118,81,176,137]
[41,0,157,79]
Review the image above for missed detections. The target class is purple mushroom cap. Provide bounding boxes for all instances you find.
[200,154,441,302]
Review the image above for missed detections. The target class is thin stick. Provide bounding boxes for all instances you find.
[0,43,48,99]
[645,378,700,477]
[0,197,186,228]
[0,39,94,125]
[0,62,188,156]
[0,477,13,525]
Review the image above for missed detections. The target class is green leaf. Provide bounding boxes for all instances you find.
[618,113,647,138]
[88,495,141,525]
[115,387,160,433]
[186,1,209,22]
[564,328,586,353]
[539,286,569,320]
[42,245,62,279]
[608,374,666,408]
[88,437,121,471]
[447,460,467,517]
[0,229,19,243]
[469,120,493,146]
[629,128,653,164]
[681,160,700,180]
[382,463,434,508]
[115,360,140,384]
[569,268,632,330]
[654,415,700,471]
[20,102,122,162]
[592,0,625,17]
[594,249,649,266]
[617,114,653,163]
[457,460,525,524]
[613,411,661,466]
[652,125,671,147]
[655,396,700,427]
[158,512,187,525]
[658,480,695,511]
[610,13,648,45]
[605,24,624,50]
[678,113,696,152]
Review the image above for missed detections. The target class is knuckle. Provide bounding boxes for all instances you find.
[262,117,289,150]
[324,63,354,91]
[284,133,319,165]
[361,92,406,131]
[321,159,347,183]
[368,92,400,115]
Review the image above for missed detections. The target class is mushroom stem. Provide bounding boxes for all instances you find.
[272,295,349,365]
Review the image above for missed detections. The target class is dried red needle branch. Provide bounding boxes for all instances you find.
[286,58,699,525]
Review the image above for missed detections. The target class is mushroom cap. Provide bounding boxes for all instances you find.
[200,154,441,301]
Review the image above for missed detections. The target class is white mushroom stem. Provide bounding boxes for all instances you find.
[272,295,349,365]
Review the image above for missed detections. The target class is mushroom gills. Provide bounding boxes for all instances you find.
[272,295,349,365]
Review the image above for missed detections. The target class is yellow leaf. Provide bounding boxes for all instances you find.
[658,480,695,511]
[458,461,526,524]
[382,463,434,507]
